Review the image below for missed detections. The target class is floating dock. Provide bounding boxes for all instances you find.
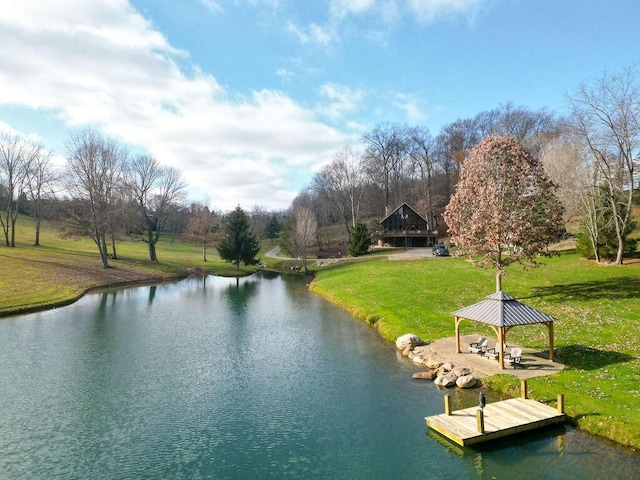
[426,396,566,446]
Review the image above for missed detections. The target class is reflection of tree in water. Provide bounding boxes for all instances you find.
[148,285,156,304]
[224,276,259,318]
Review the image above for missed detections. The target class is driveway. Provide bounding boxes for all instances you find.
[387,248,439,260]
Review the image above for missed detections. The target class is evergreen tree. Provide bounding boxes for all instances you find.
[216,206,261,270]
[264,214,281,244]
[348,222,372,257]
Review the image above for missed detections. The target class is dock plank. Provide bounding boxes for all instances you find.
[426,398,565,446]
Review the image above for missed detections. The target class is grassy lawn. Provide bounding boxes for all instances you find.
[0,217,266,316]
[2,215,639,451]
[309,253,640,451]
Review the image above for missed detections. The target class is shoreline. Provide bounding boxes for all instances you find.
[308,274,640,455]
[2,266,638,455]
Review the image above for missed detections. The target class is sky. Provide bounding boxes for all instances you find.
[0,0,638,212]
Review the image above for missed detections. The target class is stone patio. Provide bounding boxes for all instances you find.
[428,334,565,380]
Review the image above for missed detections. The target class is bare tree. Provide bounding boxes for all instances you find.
[444,136,564,292]
[361,123,408,215]
[568,67,639,264]
[183,204,220,261]
[312,146,365,232]
[250,204,270,240]
[25,145,58,246]
[282,207,318,274]
[539,134,591,224]
[0,132,45,247]
[407,126,438,222]
[125,155,187,262]
[64,129,127,268]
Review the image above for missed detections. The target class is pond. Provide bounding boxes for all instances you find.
[0,272,637,479]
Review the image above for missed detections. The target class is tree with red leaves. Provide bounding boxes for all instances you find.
[444,136,564,292]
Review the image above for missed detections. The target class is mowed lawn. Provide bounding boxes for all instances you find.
[0,216,264,315]
[2,216,639,450]
[309,253,640,450]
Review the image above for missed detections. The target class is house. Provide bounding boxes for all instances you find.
[379,203,437,247]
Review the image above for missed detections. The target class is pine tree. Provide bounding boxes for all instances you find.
[216,206,261,270]
[348,222,372,257]
[264,215,281,244]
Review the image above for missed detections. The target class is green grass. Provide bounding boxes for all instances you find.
[309,253,640,451]
[0,216,266,315]
[3,215,640,450]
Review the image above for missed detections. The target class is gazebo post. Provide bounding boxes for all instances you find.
[498,327,505,370]
[548,322,555,362]
[455,317,461,353]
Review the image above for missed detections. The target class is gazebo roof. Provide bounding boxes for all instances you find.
[452,291,555,327]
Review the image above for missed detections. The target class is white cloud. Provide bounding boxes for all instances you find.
[329,0,489,25]
[406,0,490,24]
[393,92,427,123]
[0,0,349,211]
[316,83,365,123]
[330,0,377,19]
[287,21,335,47]
[200,0,223,14]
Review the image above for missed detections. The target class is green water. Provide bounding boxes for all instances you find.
[0,272,637,479]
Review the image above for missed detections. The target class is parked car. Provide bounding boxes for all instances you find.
[432,243,449,256]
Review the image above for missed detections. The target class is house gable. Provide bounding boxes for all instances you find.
[379,203,436,247]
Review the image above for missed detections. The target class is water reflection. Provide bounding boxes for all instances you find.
[0,274,637,480]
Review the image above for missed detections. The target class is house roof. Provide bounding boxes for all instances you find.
[379,202,429,225]
[451,291,555,327]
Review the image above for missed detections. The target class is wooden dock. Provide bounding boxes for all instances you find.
[426,397,566,446]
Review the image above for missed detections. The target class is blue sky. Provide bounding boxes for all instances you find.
[1,0,638,211]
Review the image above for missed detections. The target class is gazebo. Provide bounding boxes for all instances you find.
[452,291,556,369]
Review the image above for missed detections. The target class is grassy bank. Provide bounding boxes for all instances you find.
[2,216,639,451]
[0,217,266,316]
[309,253,640,451]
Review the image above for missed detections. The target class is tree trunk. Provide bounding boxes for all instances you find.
[99,233,109,269]
[34,217,41,246]
[203,246,207,262]
[147,226,157,262]
[10,216,16,247]
[496,269,503,293]
[111,231,118,260]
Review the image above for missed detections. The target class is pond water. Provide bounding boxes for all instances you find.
[0,272,637,479]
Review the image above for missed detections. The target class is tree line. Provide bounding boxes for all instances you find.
[2,67,638,268]
[290,67,639,265]
[0,127,280,269]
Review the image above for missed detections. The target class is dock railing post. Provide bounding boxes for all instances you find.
[444,394,452,415]
[557,394,565,414]
[476,408,485,434]
[521,379,527,399]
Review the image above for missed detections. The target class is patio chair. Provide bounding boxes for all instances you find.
[484,343,507,360]
[504,347,523,368]
[468,337,488,354]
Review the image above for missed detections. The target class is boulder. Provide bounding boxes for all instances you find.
[437,362,455,376]
[412,371,437,380]
[456,375,478,389]
[412,345,431,357]
[412,356,428,366]
[402,346,413,357]
[396,334,424,350]
[434,373,457,388]
[425,358,443,370]
[452,366,473,377]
